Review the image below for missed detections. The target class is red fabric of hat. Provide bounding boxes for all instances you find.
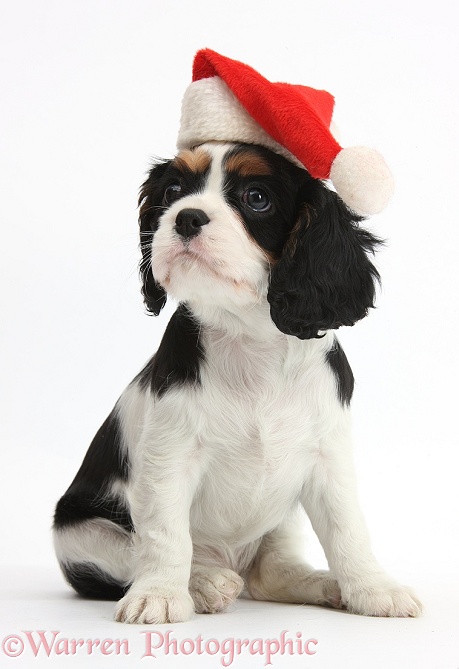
[192,49,340,180]
[177,49,394,216]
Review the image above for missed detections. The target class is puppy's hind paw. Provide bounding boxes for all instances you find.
[190,567,244,614]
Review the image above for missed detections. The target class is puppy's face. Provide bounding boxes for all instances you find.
[145,142,307,308]
[139,141,380,339]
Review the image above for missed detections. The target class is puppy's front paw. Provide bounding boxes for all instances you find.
[115,588,194,624]
[342,579,422,618]
[190,567,244,613]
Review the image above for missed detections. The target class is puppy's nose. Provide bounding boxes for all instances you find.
[175,208,210,240]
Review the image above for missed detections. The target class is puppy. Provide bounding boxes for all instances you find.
[53,141,422,623]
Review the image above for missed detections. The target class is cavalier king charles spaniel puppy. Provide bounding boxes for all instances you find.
[53,142,422,623]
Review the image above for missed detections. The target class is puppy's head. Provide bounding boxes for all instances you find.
[139,142,381,338]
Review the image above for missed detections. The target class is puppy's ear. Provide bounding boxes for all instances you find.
[138,161,170,315]
[268,181,382,339]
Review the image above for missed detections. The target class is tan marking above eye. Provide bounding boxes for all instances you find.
[173,148,212,174]
[225,152,272,177]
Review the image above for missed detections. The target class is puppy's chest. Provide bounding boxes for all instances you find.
[191,336,322,535]
[199,332,321,439]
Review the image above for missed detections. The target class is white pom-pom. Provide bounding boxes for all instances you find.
[330,146,395,216]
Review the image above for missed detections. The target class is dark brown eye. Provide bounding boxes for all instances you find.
[242,188,271,212]
[164,183,183,205]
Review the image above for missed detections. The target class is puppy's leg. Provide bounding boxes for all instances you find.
[247,505,341,608]
[301,416,422,617]
[53,518,133,600]
[115,418,203,625]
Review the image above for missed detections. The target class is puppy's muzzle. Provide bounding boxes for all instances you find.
[175,208,210,240]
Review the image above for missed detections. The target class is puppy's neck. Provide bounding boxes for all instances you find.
[187,299,281,342]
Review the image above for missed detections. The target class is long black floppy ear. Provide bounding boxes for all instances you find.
[138,160,170,315]
[268,181,382,340]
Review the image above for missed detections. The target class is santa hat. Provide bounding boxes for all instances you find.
[177,49,394,216]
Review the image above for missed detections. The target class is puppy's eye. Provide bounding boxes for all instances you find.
[164,183,183,205]
[242,188,271,212]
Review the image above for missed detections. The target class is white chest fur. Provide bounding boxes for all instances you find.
[193,329,338,539]
[121,325,342,556]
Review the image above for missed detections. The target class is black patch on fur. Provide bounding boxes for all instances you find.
[224,144,308,259]
[53,411,133,532]
[136,303,204,398]
[60,562,129,601]
[268,177,382,340]
[138,160,170,315]
[326,339,354,406]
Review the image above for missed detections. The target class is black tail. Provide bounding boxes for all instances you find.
[60,561,130,601]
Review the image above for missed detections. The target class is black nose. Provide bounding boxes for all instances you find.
[175,208,210,240]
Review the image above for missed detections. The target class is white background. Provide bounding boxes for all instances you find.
[1,0,458,667]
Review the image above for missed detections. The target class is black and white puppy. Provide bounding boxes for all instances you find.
[53,142,421,623]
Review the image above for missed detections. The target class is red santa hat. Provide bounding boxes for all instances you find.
[177,49,394,216]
